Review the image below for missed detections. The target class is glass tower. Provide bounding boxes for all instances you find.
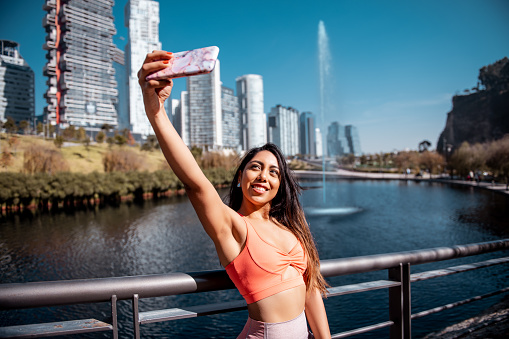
[299,111,316,156]
[43,0,118,131]
[345,125,362,156]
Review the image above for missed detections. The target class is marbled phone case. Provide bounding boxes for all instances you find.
[146,46,219,80]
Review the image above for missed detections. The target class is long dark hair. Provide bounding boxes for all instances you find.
[226,143,328,295]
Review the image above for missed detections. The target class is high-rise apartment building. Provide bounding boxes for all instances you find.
[187,60,222,149]
[299,112,316,157]
[345,125,362,156]
[42,0,118,131]
[267,105,299,156]
[0,40,35,125]
[236,74,265,150]
[125,0,161,137]
[221,86,241,150]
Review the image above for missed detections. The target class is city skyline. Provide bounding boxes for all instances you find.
[1,0,508,153]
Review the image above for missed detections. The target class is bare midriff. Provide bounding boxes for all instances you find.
[247,284,307,323]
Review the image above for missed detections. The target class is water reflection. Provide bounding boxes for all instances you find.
[1,180,508,338]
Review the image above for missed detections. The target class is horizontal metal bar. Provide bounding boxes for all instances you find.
[411,286,509,319]
[327,280,400,297]
[0,270,234,310]
[411,256,509,282]
[320,239,509,277]
[139,300,247,324]
[331,320,394,338]
[0,319,112,338]
[1,239,507,310]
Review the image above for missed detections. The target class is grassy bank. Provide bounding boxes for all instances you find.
[0,134,168,174]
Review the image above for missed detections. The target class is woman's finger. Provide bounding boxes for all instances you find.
[139,51,173,80]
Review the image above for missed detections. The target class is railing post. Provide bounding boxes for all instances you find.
[111,295,118,339]
[389,263,411,339]
[133,294,140,339]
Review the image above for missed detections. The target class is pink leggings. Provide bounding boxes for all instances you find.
[237,311,314,339]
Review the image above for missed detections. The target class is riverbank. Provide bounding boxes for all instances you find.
[294,169,509,196]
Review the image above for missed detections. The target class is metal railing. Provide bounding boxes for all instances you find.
[1,239,508,338]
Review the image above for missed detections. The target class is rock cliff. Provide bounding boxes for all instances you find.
[437,57,509,154]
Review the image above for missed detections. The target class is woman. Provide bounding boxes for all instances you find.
[138,50,331,339]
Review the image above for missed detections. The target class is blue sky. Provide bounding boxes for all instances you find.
[1,1,508,153]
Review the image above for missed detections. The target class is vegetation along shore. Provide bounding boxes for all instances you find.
[1,129,508,213]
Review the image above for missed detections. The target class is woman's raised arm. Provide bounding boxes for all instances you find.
[137,51,238,253]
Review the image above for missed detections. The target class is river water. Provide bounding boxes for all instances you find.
[1,180,508,338]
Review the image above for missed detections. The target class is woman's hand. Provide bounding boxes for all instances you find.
[137,50,174,117]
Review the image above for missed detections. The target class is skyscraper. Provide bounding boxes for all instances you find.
[187,60,222,150]
[113,47,129,131]
[236,74,265,150]
[345,125,362,156]
[221,86,241,150]
[267,105,299,156]
[327,121,348,157]
[42,0,118,131]
[125,0,161,137]
[299,112,316,156]
[0,40,35,125]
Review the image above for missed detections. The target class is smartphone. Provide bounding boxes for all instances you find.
[146,46,219,81]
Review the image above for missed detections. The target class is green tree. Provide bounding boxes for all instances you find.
[36,122,44,135]
[114,134,127,146]
[77,127,87,141]
[418,140,432,153]
[3,117,17,134]
[62,124,76,140]
[54,135,64,148]
[18,120,30,135]
[96,131,106,143]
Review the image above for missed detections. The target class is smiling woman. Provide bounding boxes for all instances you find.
[138,50,331,338]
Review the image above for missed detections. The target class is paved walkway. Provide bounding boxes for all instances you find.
[294,169,509,195]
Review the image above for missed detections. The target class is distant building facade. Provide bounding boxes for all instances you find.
[236,74,266,150]
[327,122,362,157]
[125,0,161,137]
[0,40,35,124]
[267,105,299,156]
[221,86,241,150]
[299,112,316,156]
[315,128,323,157]
[327,121,349,157]
[187,60,222,149]
[113,47,129,131]
[42,0,118,131]
[345,125,362,156]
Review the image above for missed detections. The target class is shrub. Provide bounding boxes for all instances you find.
[103,148,143,172]
[23,144,69,174]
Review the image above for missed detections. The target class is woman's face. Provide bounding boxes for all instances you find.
[239,150,281,207]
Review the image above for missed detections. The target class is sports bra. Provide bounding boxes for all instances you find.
[225,216,307,304]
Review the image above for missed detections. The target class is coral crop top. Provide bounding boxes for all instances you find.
[225,216,307,304]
